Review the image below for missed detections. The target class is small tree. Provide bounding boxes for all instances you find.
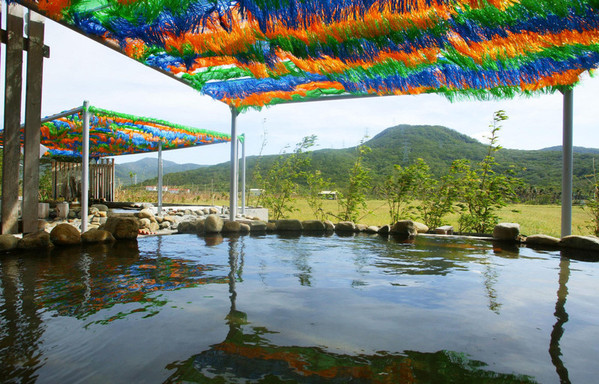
[39,165,53,201]
[454,110,521,234]
[336,141,371,222]
[417,165,460,229]
[383,158,430,223]
[583,160,599,236]
[255,135,316,220]
[305,170,332,221]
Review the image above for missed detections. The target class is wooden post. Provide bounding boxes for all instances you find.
[22,10,45,233]
[2,4,24,234]
[51,160,57,199]
[110,158,115,201]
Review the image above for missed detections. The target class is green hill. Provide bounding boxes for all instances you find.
[116,158,208,186]
[137,125,599,193]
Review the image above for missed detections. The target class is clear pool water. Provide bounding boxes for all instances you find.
[1,234,598,383]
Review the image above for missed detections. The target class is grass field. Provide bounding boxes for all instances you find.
[283,199,591,238]
[117,188,593,238]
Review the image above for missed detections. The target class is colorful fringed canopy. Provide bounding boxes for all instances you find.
[0,106,231,158]
[13,1,599,111]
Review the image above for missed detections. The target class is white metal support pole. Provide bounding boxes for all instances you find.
[229,107,239,220]
[158,141,163,215]
[561,88,573,237]
[81,100,90,233]
[241,135,246,215]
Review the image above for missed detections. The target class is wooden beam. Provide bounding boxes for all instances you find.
[2,4,24,234]
[22,11,45,234]
[0,29,50,57]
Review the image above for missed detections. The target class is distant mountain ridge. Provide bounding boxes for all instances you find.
[118,125,599,190]
[540,146,599,154]
[116,158,207,185]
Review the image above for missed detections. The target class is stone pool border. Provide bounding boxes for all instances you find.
[0,205,598,256]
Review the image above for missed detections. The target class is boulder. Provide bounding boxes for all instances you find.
[37,220,49,231]
[139,218,152,229]
[248,220,267,233]
[178,220,198,234]
[107,211,136,218]
[355,224,368,232]
[266,222,277,232]
[138,208,156,222]
[222,221,241,233]
[159,221,171,230]
[81,229,115,243]
[138,218,159,232]
[239,223,251,235]
[103,217,139,240]
[0,234,20,252]
[434,225,454,235]
[323,220,335,231]
[365,226,379,234]
[390,220,417,237]
[209,207,219,215]
[238,220,267,233]
[276,219,303,231]
[18,231,53,250]
[525,234,560,247]
[91,204,109,212]
[335,221,356,233]
[196,219,206,234]
[559,235,599,251]
[50,223,81,245]
[493,223,520,241]
[149,221,160,232]
[179,215,198,224]
[378,225,391,235]
[163,216,176,223]
[413,222,429,234]
[302,220,326,232]
[205,214,224,233]
[89,207,100,216]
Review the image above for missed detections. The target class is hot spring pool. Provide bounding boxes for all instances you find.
[1,233,598,383]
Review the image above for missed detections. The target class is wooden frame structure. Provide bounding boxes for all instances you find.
[1,3,48,234]
[51,159,115,203]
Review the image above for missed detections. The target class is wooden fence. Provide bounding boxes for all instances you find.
[52,158,115,202]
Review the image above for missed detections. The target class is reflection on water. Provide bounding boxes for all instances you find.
[1,234,598,383]
[165,238,535,384]
[1,256,45,383]
[36,241,227,324]
[550,256,571,384]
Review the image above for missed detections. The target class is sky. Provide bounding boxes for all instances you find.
[1,14,599,166]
